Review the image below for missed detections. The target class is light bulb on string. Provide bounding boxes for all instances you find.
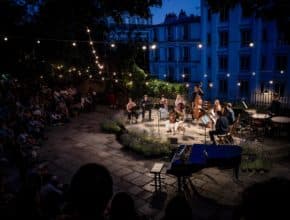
[37,40,40,44]
[89,41,93,45]
[72,42,76,47]
[4,37,8,41]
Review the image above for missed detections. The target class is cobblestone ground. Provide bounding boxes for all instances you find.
[38,106,290,220]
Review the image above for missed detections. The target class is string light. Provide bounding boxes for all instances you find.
[280,70,284,74]
[89,74,92,78]
[37,40,40,44]
[226,73,230,77]
[142,45,147,50]
[145,81,149,85]
[249,42,254,47]
[237,82,241,86]
[101,77,105,81]
[252,72,256,76]
[150,44,157,50]
[197,43,203,49]
[110,43,116,48]
[186,83,190,88]
[209,82,213,87]
[269,80,273,84]
[4,37,8,41]
[72,42,76,47]
[204,74,208,78]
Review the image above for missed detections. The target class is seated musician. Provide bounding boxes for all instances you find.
[209,110,229,144]
[209,99,222,124]
[159,94,169,119]
[140,94,152,121]
[174,94,186,121]
[268,93,281,117]
[191,84,204,109]
[224,102,235,125]
[166,111,178,134]
[126,98,138,123]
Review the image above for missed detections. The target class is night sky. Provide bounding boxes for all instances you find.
[151,0,200,24]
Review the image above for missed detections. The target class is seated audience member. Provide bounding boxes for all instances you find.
[209,110,229,144]
[268,93,281,116]
[174,94,186,121]
[64,163,113,220]
[109,192,139,220]
[162,195,192,220]
[140,94,152,121]
[159,94,169,120]
[126,98,138,123]
[237,177,290,220]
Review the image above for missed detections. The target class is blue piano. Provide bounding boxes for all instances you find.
[167,144,243,191]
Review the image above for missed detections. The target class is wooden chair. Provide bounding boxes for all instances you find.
[217,114,240,144]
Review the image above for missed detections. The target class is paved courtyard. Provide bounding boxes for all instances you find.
[38,106,290,220]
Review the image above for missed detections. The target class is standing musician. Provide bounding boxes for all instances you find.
[159,94,169,119]
[192,84,204,121]
[174,94,186,121]
[126,98,138,123]
[140,94,152,121]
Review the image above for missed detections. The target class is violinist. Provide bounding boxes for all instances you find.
[126,98,138,123]
[174,94,186,121]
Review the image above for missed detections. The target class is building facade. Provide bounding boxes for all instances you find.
[148,11,201,87]
[148,1,290,104]
[200,0,290,103]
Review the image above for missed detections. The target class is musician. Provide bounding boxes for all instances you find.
[174,94,186,121]
[209,110,229,144]
[191,84,204,108]
[224,102,235,125]
[268,93,281,116]
[140,94,152,121]
[209,99,222,124]
[159,94,169,120]
[166,111,178,134]
[126,98,138,123]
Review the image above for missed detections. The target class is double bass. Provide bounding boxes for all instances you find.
[192,94,203,120]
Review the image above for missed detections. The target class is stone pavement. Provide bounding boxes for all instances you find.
[38,106,290,220]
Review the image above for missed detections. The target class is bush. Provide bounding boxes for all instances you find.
[119,131,172,157]
[100,120,122,134]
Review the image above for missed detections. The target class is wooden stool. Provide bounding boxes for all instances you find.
[150,163,164,192]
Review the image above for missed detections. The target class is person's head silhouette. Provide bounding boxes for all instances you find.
[69,163,113,219]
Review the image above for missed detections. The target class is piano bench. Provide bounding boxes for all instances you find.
[150,163,164,192]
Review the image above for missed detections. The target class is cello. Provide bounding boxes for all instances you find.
[192,94,203,120]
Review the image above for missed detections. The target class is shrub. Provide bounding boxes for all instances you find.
[100,120,122,134]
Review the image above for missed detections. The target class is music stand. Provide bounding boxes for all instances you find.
[242,101,248,109]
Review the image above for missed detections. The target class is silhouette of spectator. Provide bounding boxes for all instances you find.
[237,177,290,220]
[162,194,192,220]
[67,163,113,220]
[109,192,139,220]
[268,93,281,116]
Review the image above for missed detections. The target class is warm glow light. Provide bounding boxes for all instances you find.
[182,74,185,78]
[129,73,132,77]
[40,75,43,79]
[86,70,89,73]
[37,40,40,44]
[59,74,63,78]
[92,50,96,54]
[186,83,190,88]
[110,43,115,48]
[87,28,91,33]
[4,37,8,41]
[197,43,203,49]
[89,75,92,78]
[115,79,118,83]
[145,81,149,85]
[269,80,273,84]
[142,45,147,50]
[78,71,82,76]
[249,42,254,47]
[150,44,157,50]
[101,77,105,81]
[90,41,93,45]
[209,82,213,88]
[72,42,76,47]
[113,72,116,76]
[99,71,102,75]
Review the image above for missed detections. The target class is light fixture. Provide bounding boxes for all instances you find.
[89,41,93,45]
[101,77,105,81]
[209,82,213,88]
[269,80,273,84]
[252,72,256,76]
[59,74,63,78]
[150,44,157,50]
[142,45,147,50]
[204,74,208,78]
[280,70,284,74]
[37,40,40,44]
[145,81,149,85]
[92,50,96,54]
[86,28,90,33]
[40,75,43,79]
[237,82,241,86]
[72,42,76,47]
[115,79,118,83]
[226,73,230,77]
[4,37,8,41]
[110,43,115,48]
[249,42,254,47]
[182,74,185,78]
[89,75,92,79]
[197,43,203,49]
[186,83,190,88]
[113,72,116,76]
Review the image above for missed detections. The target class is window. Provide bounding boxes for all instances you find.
[262,29,267,42]
[240,55,250,71]
[220,7,229,22]
[219,55,228,71]
[241,29,251,47]
[183,24,189,40]
[277,32,289,46]
[241,7,251,18]
[168,48,174,61]
[183,47,190,61]
[219,31,228,48]
[153,29,158,41]
[154,49,159,61]
[207,33,211,46]
[168,66,175,82]
[260,55,267,70]
[207,9,211,21]
[207,57,211,70]
[183,67,190,82]
[167,26,174,41]
[219,79,228,94]
[239,80,249,97]
[276,55,288,71]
